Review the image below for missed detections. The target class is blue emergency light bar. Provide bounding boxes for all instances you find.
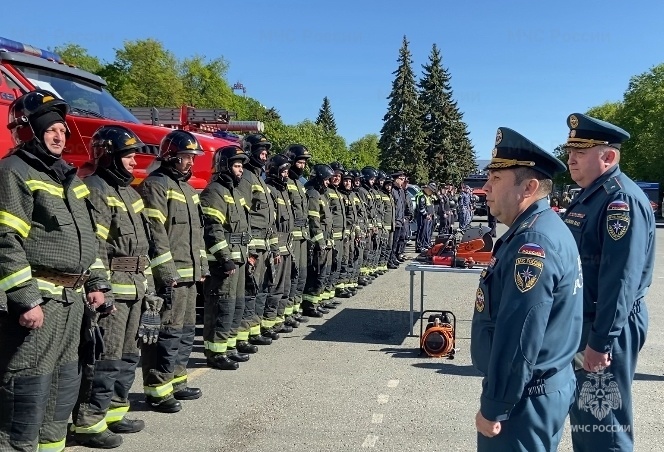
[0,37,63,63]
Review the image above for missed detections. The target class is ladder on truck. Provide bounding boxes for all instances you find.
[127,106,265,134]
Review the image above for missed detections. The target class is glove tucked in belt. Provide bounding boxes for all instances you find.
[109,256,150,273]
[33,269,90,290]
[226,232,252,245]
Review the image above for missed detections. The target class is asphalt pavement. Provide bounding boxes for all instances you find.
[68,222,664,451]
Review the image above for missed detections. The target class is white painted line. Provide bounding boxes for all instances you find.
[387,379,399,388]
[361,434,379,448]
[658,276,664,279]
[371,413,384,424]
[377,394,389,404]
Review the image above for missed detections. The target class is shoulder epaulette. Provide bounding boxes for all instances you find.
[603,176,622,195]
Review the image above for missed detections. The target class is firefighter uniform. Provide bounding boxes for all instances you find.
[471,128,582,452]
[338,174,360,294]
[415,187,435,252]
[286,166,310,320]
[302,165,334,315]
[139,140,208,409]
[380,180,396,270]
[561,114,654,452]
[73,152,153,445]
[356,175,377,279]
[327,171,348,300]
[0,149,110,451]
[264,158,295,331]
[351,171,371,287]
[200,146,253,371]
[238,161,278,340]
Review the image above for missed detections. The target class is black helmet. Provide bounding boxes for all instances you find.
[8,90,70,146]
[311,164,335,183]
[329,161,346,176]
[284,143,312,162]
[91,125,144,186]
[213,145,249,176]
[361,166,379,181]
[377,170,387,181]
[348,169,361,180]
[158,130,203,161]
[267,154,292,179]
[243,133,272,169]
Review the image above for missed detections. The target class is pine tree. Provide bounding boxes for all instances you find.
[378,36,428,183]
[315,96,337,134]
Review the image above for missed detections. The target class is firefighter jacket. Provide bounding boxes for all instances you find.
[352,188,369,236]
[239,165,277,256]
[327,185,347,242]
[370,187,385,230]
[356,185,375,229]
[381,186,395,233]
[84,170,154,301]
[200,173,250,270]
[266,176,295,256]
[305,182,333,250]
[286,173,310,242]
[339,187,360,239]
[138,164,208,287]
[0,145,110,312]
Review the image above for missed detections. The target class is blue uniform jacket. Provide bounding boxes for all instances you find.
[562,166,655,354]
[471,198,583,421]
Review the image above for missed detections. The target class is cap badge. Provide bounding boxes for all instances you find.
[495,128,503,145]
[569,115,579,129]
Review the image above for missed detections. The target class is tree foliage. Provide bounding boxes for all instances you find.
[52,43,104,74]
[315,96,337,134]
[349,134,381,170]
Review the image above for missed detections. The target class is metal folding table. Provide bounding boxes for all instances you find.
[404,262,484,336]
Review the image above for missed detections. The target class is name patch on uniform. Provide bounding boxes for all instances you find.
[607,201,630,212]
[517,243,545,258]
[514,257,544,293]
[475,288,485,312]
[607,212,630,240]
[568,212,585,218]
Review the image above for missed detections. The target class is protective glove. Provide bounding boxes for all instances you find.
[82,305,105,363]
[137,292,164,345]
[221,258,237,274]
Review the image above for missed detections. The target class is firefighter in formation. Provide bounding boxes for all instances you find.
[0,91,404,451]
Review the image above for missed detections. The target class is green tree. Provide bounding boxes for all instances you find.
[100,38,184,107]
[348,134,381,169]
[379,36,427,183]
[315,96,337,134]
[552,144,573,189]
[52,43,103,74]
[179,55,234,108]
[586,101,623,124]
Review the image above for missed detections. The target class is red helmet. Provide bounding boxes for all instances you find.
[7,90,70,146]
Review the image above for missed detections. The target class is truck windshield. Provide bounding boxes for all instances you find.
[14,64,139,123]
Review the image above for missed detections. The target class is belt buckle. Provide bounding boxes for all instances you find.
[138,255,149,272]
[73,270,91,290]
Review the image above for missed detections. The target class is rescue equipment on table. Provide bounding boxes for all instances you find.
[416,225,494,267]
[420,310,457,358]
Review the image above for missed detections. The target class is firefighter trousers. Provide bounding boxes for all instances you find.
[242,249,268,338]
[330,238,345,294]
[303,245,332,309]
[264,254,292,328]
[73,298,141,435]
[341,236,353,289]
[142,282,197,401]
[288,239,307,314]
[361,233,375,276]
[0,295,84,452]
[203,265,245,356]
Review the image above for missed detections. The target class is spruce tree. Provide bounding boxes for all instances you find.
[378,36,427,183]
[315,96,337,134]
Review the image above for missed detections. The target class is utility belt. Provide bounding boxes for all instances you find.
[226,232,252,245]
[293,218,308,227]
[251,228,272,239]
[33,268,91,290]
[522,366,573,397]
[109,255,150,273]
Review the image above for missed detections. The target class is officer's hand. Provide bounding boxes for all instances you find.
[582,345,611,372]
[273,254,282,265]
[475,411,501,437]
[19,305,44,329]
[86,291,106,309]
[247,256,257,267]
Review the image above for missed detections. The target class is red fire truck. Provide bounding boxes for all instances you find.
[0,37,262,190]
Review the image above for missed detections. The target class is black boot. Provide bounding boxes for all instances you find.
[237,341,259,353]
[284,316,300,328]
[74,430,123,449]
[261,328,280,340]
[227,349,250,362]
[207,354,239,370]
[249,334,273,345]
[292,312,309,323]
[145,396,181,413]
[335,288,352,298]
[316,305,330,314]
[302,306,324,317]
[276,322,294,333]
[108,417,145,434]
[173,387,202,400]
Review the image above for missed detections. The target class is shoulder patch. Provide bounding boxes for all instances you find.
[607,200,630,212]
[514,256,544,293]
[475,288,485,312]
[602,177,622,195]
[518,243,546,258]
[607,211,630,240]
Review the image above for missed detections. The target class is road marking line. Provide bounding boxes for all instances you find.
[387,379,399,388]
[371,413,384,424]
[377,394,389,404]
[361,434,378,448]
[188,367,211,380]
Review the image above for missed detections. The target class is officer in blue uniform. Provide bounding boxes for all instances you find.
[562,114,654,452]
[415,183,435,252]
[471,127,583,452]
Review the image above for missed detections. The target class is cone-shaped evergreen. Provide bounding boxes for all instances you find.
[315,96,337,134]
[379,36,428,183]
